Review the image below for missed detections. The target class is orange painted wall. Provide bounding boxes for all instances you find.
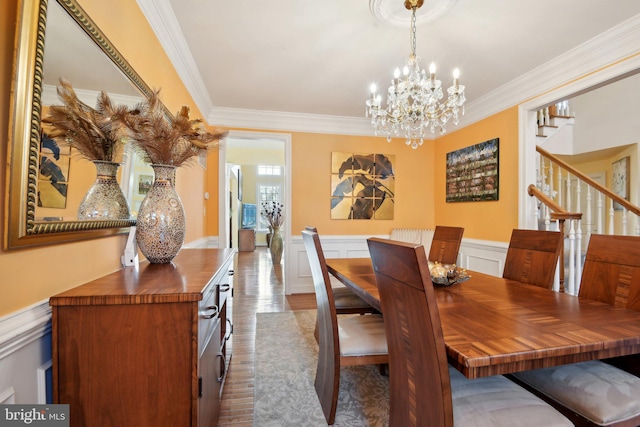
[0,0,207,316]
[291,132,435,235]
[434,107,520,242]
[208,129,437,237]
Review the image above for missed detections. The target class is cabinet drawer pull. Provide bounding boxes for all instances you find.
[217,353,226,382]
[224,319,233,341]
[219,283,231,292]
[228,270,235,276]
[203,305,219,319]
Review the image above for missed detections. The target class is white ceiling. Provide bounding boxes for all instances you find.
[138,0,640,136]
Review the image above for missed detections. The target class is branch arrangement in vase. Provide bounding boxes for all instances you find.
[261,201,284,229]
[43,80,228,167]
[42,79,129,162]
[121,90,228,167]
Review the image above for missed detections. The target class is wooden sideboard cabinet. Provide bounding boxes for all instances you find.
[49,248,235,427]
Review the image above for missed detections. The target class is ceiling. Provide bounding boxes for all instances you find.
[138,0,640,136]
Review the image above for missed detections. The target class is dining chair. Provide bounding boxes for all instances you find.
[366,237,573,427]
[302,230,388,425]
[502,229,563,289]
[304,227,377,342]
[510,234,640,427]
[428,225,464,264]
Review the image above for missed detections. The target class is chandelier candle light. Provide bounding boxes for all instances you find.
[365,0,466,149]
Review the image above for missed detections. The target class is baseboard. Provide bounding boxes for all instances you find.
[184,236,219,248]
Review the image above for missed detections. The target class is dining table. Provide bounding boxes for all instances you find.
[326,257,640,379]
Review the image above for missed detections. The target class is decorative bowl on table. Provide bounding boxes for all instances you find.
[428,261,471,287]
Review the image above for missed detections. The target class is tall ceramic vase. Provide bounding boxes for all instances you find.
[77,160,130,220]
[270,226,283,264]
[136,164,185,264]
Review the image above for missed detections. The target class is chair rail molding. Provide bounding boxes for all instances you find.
[291,234,508,294]
[0,300,52,404]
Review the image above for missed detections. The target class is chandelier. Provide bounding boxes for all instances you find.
[365,0,466,149]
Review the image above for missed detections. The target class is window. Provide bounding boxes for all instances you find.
[257,184,281,230]
[258,165,281,176]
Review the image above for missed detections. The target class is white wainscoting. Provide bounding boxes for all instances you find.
[288,234,509,294]
[0,300,52,404]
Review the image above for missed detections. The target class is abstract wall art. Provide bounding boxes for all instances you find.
[37,132,70,209]
[446,138,499,202]
[330,152,395,220]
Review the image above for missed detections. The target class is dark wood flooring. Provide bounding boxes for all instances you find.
[218,247,316,426]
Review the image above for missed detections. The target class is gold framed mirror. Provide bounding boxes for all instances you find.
[5,0,163,249]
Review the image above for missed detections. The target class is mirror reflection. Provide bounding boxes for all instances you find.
[39,0,151,222]
[5,0,166,249]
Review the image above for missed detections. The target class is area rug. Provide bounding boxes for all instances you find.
[253,310,390,426]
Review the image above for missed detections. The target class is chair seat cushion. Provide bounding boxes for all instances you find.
[337,314,388,357]
[512,360,640,426]
[332,286,371,309]
[449,367,572,427]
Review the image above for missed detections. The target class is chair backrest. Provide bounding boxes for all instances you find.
[502,229,563,289]
[578,234,640,310]
[428,226,464,264]
[367,237,454,427]
[301,230,340,361]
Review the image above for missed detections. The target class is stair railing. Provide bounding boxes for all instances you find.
[528,184,583,294]
[531,146,640,295]
[537,145,640,238]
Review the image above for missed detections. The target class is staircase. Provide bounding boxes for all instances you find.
[527,102,640,295]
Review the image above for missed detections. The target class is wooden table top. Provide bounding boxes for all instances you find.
[326,257,640,379]
[49,248,236,306]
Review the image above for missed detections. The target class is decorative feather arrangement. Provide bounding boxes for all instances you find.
[42,79,129,162]
[123,90,228,167]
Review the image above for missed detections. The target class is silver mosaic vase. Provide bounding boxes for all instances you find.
[135,164,185,264]
[270,226,283,264]
[77,160,130,220]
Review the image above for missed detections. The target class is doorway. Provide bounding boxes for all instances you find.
[218,131,292,289]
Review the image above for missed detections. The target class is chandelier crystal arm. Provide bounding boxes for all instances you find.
[365,0,466,149]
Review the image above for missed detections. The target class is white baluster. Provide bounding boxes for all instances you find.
[544,107,550,126]
[565,172,572,212]
[622,208,628,236]
[575,181,583,292]
[556,167,562,207]
[544,205,551,231]
[549,162,554,200]
[608,200,615,235]
[597,192,603,234]
[568,220,576,295]
[576,217,583,294]
[587,184,593,240]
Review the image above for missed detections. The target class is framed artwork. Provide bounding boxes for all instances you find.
[446,138,499,202]
[612,156,630,210]
[137,174,153,195]
[330,152,395,220]
[37,132,71,209]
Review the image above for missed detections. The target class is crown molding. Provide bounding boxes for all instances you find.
[42,85,143,107]
[208,106,384,137]
[136,0,215,116]
[139,2,640,137]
